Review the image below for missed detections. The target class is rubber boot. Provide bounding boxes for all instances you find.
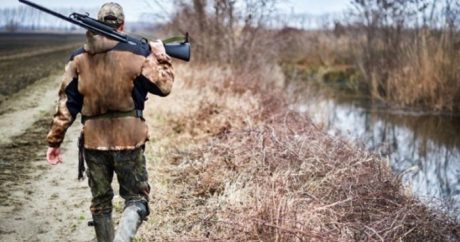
[92,212,115,242]
[113,204,146,242]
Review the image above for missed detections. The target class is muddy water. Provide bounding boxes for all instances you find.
[294,93,460,215]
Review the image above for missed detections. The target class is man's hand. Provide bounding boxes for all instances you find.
[47,147,63,165]
[149,40,166,58]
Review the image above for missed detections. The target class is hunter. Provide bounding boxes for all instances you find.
[45,2,174,242]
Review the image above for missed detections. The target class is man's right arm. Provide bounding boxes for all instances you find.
[140,40,175,97]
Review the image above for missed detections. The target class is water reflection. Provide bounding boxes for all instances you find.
[296,95,460,214]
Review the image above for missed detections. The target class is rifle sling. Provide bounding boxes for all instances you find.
[81,110,143,124]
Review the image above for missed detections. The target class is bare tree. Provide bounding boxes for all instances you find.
[164,0,278,70]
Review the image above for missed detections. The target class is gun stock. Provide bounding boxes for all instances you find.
[163,33,191,62]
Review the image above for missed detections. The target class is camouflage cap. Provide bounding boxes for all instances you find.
[98,2,125,27]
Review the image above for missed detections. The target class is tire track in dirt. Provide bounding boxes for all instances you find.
[0,74,60,145]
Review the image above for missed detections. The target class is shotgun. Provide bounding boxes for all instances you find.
[18,0,191,61]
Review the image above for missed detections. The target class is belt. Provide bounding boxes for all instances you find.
[81,110,143,124]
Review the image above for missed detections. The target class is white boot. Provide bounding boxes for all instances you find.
[113,205,144,242]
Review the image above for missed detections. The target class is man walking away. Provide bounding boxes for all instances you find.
[46,2,174,241]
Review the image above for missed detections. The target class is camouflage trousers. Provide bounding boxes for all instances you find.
[84,147,150,215]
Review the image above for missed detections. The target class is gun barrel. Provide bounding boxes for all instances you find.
[18,0,191,61]
[19,0,81,27]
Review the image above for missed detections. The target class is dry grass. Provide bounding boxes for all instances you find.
[281,28,460,112]
[345,0,460,112]
[139,64,460,241]
[384,32,460,111]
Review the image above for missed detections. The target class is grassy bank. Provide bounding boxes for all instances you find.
[139,64,460,241]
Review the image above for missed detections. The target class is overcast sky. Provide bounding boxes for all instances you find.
[3,0,351,22]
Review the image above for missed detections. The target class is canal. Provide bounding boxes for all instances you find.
[290,82,460,216]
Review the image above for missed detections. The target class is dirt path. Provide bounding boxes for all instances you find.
[0,73,60,144]
[0,74,96,241]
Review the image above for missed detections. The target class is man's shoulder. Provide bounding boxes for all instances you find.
[112,42,150,57]
[68,47,86,62]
